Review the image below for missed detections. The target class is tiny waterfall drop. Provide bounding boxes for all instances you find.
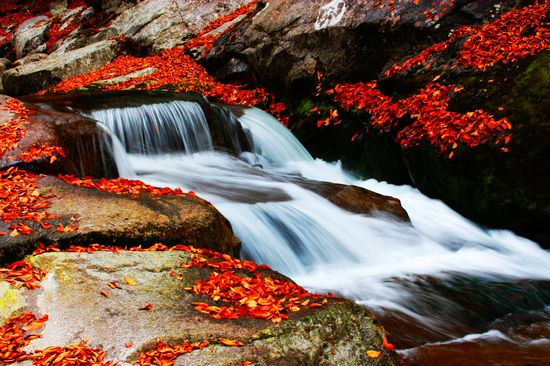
[55,93,550,365]
[226,105,314,165]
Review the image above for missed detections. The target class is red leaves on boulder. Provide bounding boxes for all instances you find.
[0,100,64,164]
[0,168,59,235]
[182,1,257,52]
[188,270,328,323]
[46,18,80,53]
[181,249,271,273]
[457,2,550,70]
[18,145,66,164]
[58,175,187,197]
[32,343,119,366]
[0,99,34,160]
[386,2,550,76]
[0,260,46,290]
[0,312,48,364]
[136,339,208,366]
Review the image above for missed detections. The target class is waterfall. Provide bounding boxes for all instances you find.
[86,101,213,155]
[72,96,550,362]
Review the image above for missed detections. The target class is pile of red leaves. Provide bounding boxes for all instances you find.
[182,247,271,273]
[177,245,330,323]
[457,1,550,70]
[331,81,511,154]
[190,271,328,323]
[0,312,48,364]
[0,0,89,50]
[0,260,46,290]
[18,145,66,164]
[0,168,58,236]
[136,339,209,366]
[58,175,188,197]
[46,19,80,53]
[386,1,550,76]
[32,344,119,366]
[0,99,34,159]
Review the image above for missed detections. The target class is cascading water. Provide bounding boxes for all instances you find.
[86,100,213,154]
[78,98,550,365]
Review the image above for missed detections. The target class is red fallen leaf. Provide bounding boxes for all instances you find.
[123,275,137,286]
[99,291,109,298]
[139,303,153,311]
[39,221,52,229]
[219,338,244,347]
[383,336,395,351]
[366,350,381,358]
[107,281,122,289]
[125,341,133,348]
[307,302,322,309]
[56,224,78,233]
[10,222,33,235]
[136,339,208,366]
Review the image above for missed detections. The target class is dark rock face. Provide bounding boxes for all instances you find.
[399,52,550,247]
[287,3,550,247]
[203,0,514,96]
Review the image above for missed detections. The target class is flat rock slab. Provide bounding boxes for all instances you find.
[0,176,239,262]
[1,250,398,365]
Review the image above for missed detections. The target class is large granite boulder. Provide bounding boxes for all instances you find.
[0,249,399,365]
[2,39,122,96]
[88,0,250,53]
[13,16,50,59]
[203,0,516,95]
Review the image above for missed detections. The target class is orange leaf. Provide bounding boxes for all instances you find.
[366,350,381,358]
[139,303,153,311]
[219,338,244,347]
[123,275,137,286]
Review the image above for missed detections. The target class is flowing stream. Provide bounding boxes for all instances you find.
[74,97,550,365]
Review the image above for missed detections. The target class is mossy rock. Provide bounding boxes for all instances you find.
[4,250,399,365]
